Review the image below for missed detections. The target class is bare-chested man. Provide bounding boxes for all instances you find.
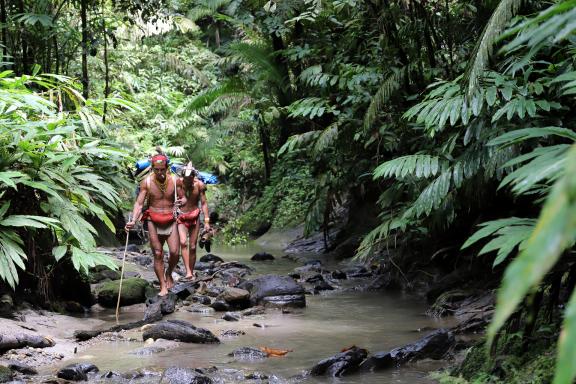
[176,162,210,280]
[125,154,182,296]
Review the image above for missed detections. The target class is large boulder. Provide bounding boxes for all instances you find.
[216,287,251,309]
[57,363,99,381]
[146,293,177,315]
[310,347,368,377]
[228,347,268,360]
[142,320,220,344]
[218,287,250,303]
[359,329,455,371]
[89,268,121,284]
[239,274,306,308]
[163,367,212,384]
[251,253,275,261]
[96,278,150,308]
[199,254,224,263]
[8,362,37,375]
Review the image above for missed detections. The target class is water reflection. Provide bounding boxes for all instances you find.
[52,233,452,383]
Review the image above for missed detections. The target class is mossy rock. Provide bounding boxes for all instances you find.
[0,366,13,383]
[453,342,489,380]
[511,348,554,384]
[97,278,150,308]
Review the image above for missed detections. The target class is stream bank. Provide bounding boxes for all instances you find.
[0,229,490,383]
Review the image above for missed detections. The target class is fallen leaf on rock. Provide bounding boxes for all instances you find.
[259,346,293,357]
[340,345,357,352]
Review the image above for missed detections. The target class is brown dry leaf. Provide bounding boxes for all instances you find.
[259,346,293,357]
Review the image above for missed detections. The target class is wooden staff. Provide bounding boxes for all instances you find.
[115,214,131,324]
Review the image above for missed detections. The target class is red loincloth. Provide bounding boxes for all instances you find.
[141,210,175,226]
[177,208,200,228]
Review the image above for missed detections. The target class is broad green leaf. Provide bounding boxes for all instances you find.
[0,215,59,228]
[52,245,67,261]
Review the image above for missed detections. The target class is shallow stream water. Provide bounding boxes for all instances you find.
[49,231,454,383]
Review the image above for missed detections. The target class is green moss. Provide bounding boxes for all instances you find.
[0,366,13,383]
[96,278,150,308]
[448,336,556,384]
[453,342,490,380]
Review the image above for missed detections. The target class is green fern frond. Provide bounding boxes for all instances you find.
[187,6,215,21]
[501,0,576,54]
[278,131,321,155]
[287,97,338,119]
[313,122,340,154]
[164,55,211,87]
[464,0,525,97]
[489,127,576,147]
[499,144,571,195]
[174,79,245,116]
[462,217,536,266]
[409,170,452,218]
[373,155,444,179]
[363,68,405,132]
[226,42,286,89]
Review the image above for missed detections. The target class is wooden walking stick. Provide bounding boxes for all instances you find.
[116,214,131,324]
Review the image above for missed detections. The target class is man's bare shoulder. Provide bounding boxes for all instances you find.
[139,177,149,190]
[196,179,206,191]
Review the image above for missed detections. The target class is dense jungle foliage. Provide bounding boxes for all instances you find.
[0,0,575,382]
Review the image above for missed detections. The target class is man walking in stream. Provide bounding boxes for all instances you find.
[176,162,210,281]
[125,153,183,296]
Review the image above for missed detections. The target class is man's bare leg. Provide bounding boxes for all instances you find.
[178,223,193,279]
[148,221,169,296]
[165,223,179,289]
[188,221,201,275]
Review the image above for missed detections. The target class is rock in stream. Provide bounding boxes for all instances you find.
[142,320,220,343]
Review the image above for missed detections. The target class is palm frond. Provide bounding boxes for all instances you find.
[373,155,444,179]
[462,217,536,267]
[463,0,525,97]
[498,144,570,196]
[278,131,322,155]
[363,68,405,132]
[226,42,286,89]
[488,144,576,368]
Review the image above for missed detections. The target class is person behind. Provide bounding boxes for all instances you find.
[125,154,182,296]
[176,162,210,281]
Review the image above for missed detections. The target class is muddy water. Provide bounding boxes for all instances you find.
[54,232,454,383]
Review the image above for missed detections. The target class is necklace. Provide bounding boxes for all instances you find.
[154,174,168,194]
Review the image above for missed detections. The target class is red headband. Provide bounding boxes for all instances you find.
[151,154,168,165]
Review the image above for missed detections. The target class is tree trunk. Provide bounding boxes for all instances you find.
[0,0,7,67]
[102,3,110,123]
[215,21,221,49]
[270,33,292,146]
[81,0,89,99]
[18,0,28,73]
[258,124,272,181]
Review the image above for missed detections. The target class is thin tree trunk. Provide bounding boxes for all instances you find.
[102,3,110,123]
[81,0,89,99]
[18,0,28,73]
[53,36,60,74]
[258,124,272,181]
[0,0,7,67]
[270,33,292,146]
[215,21,221,49]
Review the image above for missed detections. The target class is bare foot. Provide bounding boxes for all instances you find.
[158,288,169,296]
[165,272,175,290]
